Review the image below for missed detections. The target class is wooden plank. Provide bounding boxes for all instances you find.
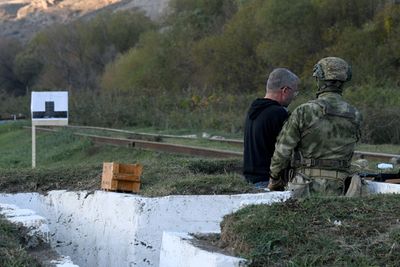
[101,162,142,192]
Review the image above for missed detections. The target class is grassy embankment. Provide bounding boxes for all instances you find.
[2,121,400,266]
[0,121,254,196]
[1,121,399,195]
[220,194,400,267]
[0,215,41,267]
[0,121,254,265]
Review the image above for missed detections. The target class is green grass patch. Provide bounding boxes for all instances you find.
[0,216,41,267]
[48,126,243,151]
[0,122,254,196]
[357,143,400,155]
[220,195,400,267]
[165,137,243,152]
[1,122,399,196]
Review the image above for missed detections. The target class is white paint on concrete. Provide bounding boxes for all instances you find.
[158,181,400,267]
[51,256,80,267]
[0,181,398,267]
[0,203,79,267]
[0,203,50,242]
[367,180,400,193]
[0,190,289,267]
[159,232,248,267]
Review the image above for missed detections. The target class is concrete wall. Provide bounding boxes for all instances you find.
[0,203,79,267]
[158,181,400,267]
[0,190,290,267]
[0,181,398,267]
[159,232,248,267]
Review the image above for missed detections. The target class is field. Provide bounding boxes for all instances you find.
[1,121,400,266]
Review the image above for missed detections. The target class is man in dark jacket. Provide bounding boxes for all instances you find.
[243,68,300,186]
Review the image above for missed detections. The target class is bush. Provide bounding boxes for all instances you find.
[345,84,400,144]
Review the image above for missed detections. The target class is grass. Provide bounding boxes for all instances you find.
[357,143,400,155]
[0,121,255,196]
[1,121,400,195]
[220,194,400,267]
[2,121,400,265]
[45,125,244,151]
[0,216,41,267]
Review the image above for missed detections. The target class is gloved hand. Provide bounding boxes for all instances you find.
[268,177,286,191]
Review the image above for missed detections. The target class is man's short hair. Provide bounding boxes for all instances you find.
[266,68,299,91]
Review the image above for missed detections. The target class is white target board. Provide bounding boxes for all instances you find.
[31,91,69,168]
[31,91,68,126]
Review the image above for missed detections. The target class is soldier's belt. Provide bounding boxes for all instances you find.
[300,168,349,180]
[295,158,350,168]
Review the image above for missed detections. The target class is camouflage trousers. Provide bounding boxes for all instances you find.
[287,168,348,198]
[287,168,370,198]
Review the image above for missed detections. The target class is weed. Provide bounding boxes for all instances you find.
[220,195,400,266]
[0,216,41,267]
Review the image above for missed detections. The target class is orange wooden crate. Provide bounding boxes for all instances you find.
[101,162,143,192]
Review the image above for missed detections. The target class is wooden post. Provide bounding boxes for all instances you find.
[31,91,69,169]
[32,124,36,169]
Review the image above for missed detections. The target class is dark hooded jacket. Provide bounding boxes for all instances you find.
[243,98,289,183]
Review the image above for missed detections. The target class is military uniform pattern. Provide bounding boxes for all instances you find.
[270,91,362,179]
[313,57,351,82]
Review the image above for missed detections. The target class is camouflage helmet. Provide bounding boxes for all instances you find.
[312,57,352,82]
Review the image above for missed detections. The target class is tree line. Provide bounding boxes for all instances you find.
[1,0,400,143]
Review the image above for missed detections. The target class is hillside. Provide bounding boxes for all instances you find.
[0,0,169,41]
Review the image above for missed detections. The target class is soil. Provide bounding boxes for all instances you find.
[27,243,62,267]
[190,233,237,258]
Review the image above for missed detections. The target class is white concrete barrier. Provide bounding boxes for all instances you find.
[0,181,397,267]
[0,203,78,267]
[158,181,400,267]
[0,203,50,244]
[159,232,248,267]
[367,180,400,193]
[0,190,290,267]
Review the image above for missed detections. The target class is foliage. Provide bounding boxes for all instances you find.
[0,38,26,96]
[0,92,30,119]
[70,87,255,132]
[220,195,400,266]
[192,0,265,92]
[0,123,256,196]
[101,30,189,92]
[344,84,400,144]
[1,0,400,143]
[102,0,237,92]
[168,0,238,39]
[0,217,41,267]
[27,10,154,90]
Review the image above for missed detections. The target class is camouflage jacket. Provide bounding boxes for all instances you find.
[270,91,362,178]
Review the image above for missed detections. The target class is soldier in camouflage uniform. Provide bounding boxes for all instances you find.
[268,57,362,197]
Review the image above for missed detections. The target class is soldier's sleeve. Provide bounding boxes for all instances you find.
[270,106,303,178]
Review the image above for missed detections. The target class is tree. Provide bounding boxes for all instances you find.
[29,10,154,90]
[192,0,265,93]
[0,38,26,96]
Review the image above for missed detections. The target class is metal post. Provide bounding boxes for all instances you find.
[32,124,36,169]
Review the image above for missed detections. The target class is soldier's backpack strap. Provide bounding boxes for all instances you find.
[301,99,357,137]
[312,99,357,121]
